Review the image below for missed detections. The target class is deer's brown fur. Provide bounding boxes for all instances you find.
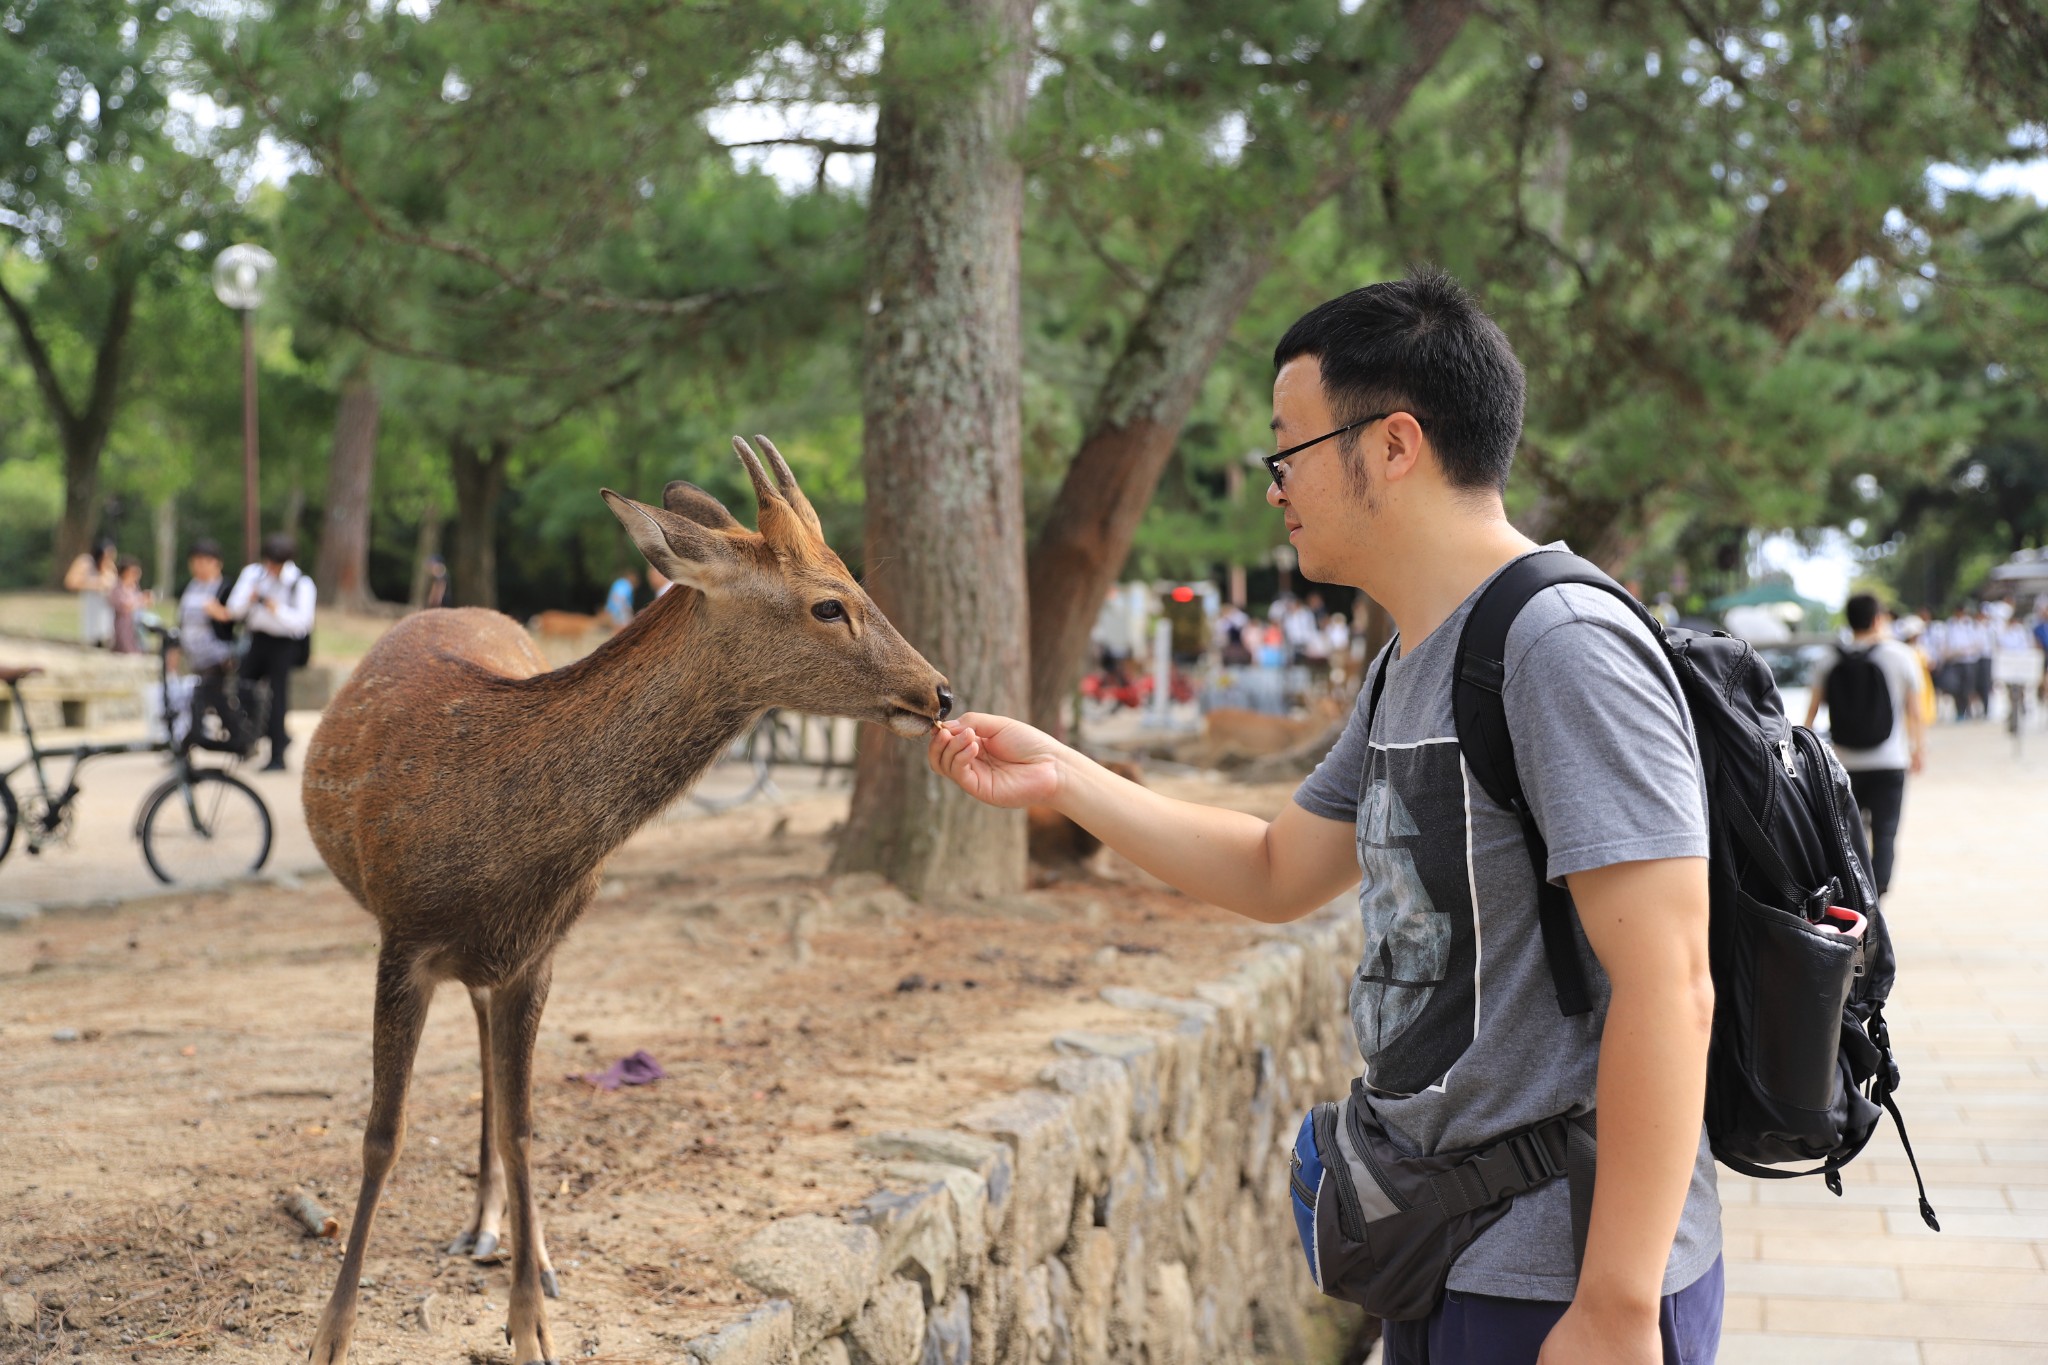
[299,439,949,1365]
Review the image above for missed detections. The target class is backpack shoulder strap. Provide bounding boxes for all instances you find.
[1452,550,1664,1018]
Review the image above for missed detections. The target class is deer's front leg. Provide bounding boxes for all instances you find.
[489,960,559,1365]
[309,948,434,1365]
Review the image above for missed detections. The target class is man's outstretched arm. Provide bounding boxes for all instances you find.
[929,712,1359,923]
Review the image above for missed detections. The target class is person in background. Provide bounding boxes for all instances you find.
[63,537,119,648]
[107,556,151,654]
[604,566,639,629]
[177,539,246,752]
[1971,603,1997,720]
[229,532,318,772]
[421,555,450,609]
[647,565,674,598]
[1805,594,1924,899]
[2033,598,2048,708]
[1213,601,1254,667]
[1892,614,1940,731]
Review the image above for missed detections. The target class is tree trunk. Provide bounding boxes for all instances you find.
[1,270,138,584]
[410,491,445,607]
[832,0,1033,900]
[1026,218,1277,731]
[1022,0,1476,732]
[316,365,382,613]
[153,495,177,599]
[448,437,510,610]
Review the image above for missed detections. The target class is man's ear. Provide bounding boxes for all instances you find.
[662,480,741,530]
[601,490,744,593]
[1379,411,1428,484]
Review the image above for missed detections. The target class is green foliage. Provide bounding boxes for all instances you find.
[3,0,2044,619]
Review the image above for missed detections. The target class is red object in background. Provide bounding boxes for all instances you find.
[1170,585,1195,603]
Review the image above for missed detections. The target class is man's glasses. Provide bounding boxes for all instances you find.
[1264,411,1428,491]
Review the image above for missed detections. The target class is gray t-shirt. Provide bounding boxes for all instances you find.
[1809,638,1920,772]
[1294,548,1720,1301]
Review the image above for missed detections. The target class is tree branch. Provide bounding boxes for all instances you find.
[319,148,772,318]
[718,135,874,154]
[0,272,81,440]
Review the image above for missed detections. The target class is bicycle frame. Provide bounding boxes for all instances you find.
[3,618,190,839]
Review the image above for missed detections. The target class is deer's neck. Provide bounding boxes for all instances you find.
[505,589,762,868]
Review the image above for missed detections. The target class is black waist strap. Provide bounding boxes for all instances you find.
[1426,1112,1598,1269]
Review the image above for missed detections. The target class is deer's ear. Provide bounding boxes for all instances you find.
[601,489,742,593]
[662,480,740,530]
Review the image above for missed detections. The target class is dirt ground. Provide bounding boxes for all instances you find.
[0,774,1313,1364]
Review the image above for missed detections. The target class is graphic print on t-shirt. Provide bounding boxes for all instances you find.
[1352,740,1477,1096]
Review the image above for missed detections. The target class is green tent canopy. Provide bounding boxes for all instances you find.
[1706,582,1830,615]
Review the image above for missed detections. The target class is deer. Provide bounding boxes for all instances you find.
[298,438,951,1365]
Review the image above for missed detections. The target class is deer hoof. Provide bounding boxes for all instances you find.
[445,1231,477,1256]
[470,1232,501,1262]
[539,1269,560,1299]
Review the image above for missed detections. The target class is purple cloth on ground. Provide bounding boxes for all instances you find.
[570,1049,667,1091]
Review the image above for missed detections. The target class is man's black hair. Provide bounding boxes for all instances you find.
[1845,593,1883,634]
[261,532,297,564]
[1273,266,1526,492]
[189,537,223,561]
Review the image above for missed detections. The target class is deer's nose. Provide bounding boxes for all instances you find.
[935,685,953,721]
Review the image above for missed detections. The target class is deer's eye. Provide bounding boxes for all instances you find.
[812,599,847,623]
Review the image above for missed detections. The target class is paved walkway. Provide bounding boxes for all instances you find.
[1718,715,2048,1363]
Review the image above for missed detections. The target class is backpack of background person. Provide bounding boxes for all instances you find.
[211,578,239,644]
[1441,549,1937,1228]
[1824,645,1895,749]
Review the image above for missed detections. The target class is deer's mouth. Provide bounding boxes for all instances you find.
[885,706,938,738]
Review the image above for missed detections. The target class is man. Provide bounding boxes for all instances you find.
[177,539,247,753]
[930,271,1720,1364]
[1803,596,1925,899]
[229,532,317,771]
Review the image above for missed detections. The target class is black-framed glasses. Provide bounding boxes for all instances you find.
[1264,411,1427,490]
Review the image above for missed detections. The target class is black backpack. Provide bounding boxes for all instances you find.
[1824,646,1894,749]
[1429,550,1936,1229]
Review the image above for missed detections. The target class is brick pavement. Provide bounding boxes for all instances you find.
[1719,716,2048,1363]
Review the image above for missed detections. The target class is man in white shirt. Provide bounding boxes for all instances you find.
[1805,594,1925,897]
[228,532,318,771]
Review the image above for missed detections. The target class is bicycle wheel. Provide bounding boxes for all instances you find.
[688,723,773,812]
[0,779,15,866]
[138,769,273,885]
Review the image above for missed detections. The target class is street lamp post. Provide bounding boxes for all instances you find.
[211,245,276,564]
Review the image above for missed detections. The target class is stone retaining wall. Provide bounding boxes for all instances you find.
[697,901,1366,1365]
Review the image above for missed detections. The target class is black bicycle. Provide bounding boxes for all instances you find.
[1,619,273,884]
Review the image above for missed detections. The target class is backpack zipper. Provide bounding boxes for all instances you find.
[1289,1151,1317,1208]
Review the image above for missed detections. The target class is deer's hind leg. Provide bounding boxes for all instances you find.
[446,985,510,1262]
[308,946,434,1365]
[491,957,562,1365]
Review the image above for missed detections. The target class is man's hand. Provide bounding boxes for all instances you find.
[927,713,1064,809]
[1535,1299,1660,1365]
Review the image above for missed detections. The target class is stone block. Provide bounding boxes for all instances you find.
[848,1277,927,1365]
[957,1089,1081,1268]
[1004,1261,1072,1365]
[1060,1228,1117,1365]
[884,1161,989,1280]
[803,1339,851,1365]
[1143,1262,1199,1365]
[731,1216,882,1346]
[861,1129,1014,1236]
[1036,1056,1131,1196]
[1052,1032,1163,1141]
[921,1289,971,1365]
[686,1299,798,1365]
[855,1182,960,1305]
[1108,1227,1147,1360]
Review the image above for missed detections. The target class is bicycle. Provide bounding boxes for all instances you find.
[688,708,809,812]
[1,618,274,884]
